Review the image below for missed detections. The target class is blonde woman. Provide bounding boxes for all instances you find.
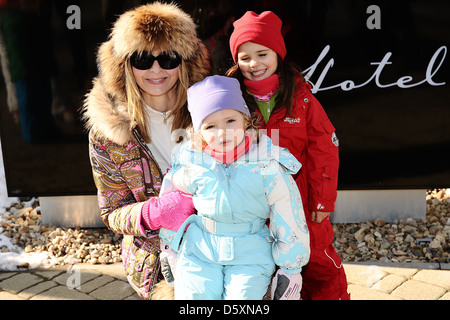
[82,2,210,299]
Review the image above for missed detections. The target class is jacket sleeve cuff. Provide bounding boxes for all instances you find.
[137,201,154,237]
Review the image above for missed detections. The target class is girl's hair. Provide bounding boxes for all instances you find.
[190,112,262,151]
[226,55,304,119]
[124,56,191,143]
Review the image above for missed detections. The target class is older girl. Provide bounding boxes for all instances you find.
[227,11,350,300]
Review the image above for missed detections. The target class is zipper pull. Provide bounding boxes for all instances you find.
[223,163,230,181]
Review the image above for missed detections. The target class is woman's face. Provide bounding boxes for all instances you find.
[132,49,180,101]
[237,42,278,81]
[200,109,246,153]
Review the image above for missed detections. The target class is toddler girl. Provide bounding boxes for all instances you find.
[162,75,309,300]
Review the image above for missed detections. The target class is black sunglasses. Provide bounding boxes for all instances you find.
[130,51,182,70]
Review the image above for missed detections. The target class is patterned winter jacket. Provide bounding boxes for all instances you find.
[88,128,164,259]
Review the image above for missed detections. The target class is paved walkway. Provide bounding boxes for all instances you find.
[1,262,449,300]
[344,262,450,300]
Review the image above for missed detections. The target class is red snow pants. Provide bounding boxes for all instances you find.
[301,217,351,300]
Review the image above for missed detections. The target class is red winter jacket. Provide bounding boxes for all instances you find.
[257,79,339,219]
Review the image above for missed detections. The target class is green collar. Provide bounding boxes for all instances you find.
[251,91,279,123]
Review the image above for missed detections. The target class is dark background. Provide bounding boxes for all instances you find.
[0,0,449,197]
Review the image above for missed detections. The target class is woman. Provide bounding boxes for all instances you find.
[81,2,210,299]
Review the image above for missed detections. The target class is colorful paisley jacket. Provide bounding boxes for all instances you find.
[88,128,163,261]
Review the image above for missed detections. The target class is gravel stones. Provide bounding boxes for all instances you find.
[1,189,449,270]
[0,199,122,268]
[333,189,450,263]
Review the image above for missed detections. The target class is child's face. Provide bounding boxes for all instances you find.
[200,109,246,153]
[237,42,278,81]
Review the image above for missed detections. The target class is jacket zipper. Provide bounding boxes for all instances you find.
[132,128,164,194]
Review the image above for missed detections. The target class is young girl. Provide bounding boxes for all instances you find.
[227,11,350,300]
[161,75,310,300]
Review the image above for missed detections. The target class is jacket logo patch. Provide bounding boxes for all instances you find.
[332,132,339,146]
[284,117,301,124]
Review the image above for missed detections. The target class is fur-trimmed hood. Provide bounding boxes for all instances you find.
[82,2,210,145]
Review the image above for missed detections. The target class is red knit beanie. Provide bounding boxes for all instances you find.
[229,11,286,63]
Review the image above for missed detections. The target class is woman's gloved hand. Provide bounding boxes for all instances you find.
[141,190,195,231]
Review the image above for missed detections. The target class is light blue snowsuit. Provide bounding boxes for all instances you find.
[161,134,310,300]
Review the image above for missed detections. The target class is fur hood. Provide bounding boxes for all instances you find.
[82,2,210,145]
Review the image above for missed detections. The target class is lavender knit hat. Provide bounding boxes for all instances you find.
[188,75,250,131]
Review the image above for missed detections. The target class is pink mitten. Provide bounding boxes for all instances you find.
[271,269,302,300]
[141,190,195,231]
